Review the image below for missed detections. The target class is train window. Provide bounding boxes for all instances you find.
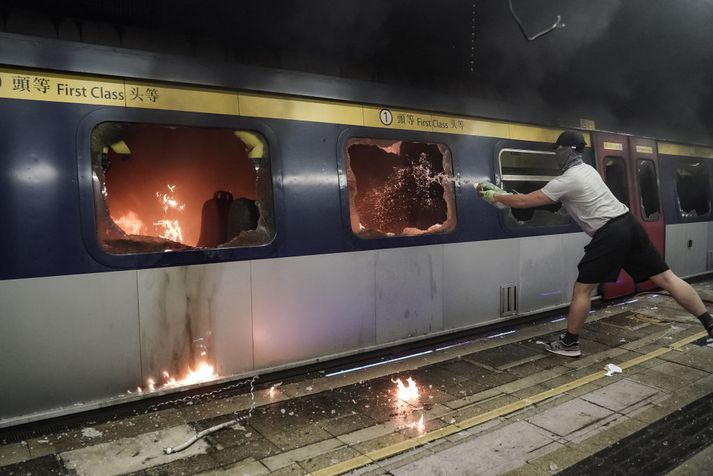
[345,138,457,238]
[637,159,660,221]
[676,159,710,218]
[604,156,630,207]
[499,149,569,228]
[90,123,275,254]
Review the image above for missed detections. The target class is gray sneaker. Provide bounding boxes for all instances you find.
[545,338,581,357]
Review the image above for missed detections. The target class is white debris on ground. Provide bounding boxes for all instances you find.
[81,428,103,439]
[604,364,622,377]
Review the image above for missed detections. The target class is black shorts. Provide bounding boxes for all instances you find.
[577,212,669,284]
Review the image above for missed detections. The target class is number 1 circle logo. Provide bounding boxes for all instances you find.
[379,108,393,126]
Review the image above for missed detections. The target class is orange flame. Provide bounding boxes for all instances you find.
[154,219,184,243]
[136,361,217,394]
[113,211,146,235]
[157,184,186,212]
[391,377,425,433]
[154,184,185,242]
[394,377,420,402]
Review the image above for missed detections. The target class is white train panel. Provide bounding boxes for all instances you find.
[666,223,709,277]
[251,252,376,368]
[518,236,567,313]
[0,271,140,421]
[375,245,444,344]
[443,239,520,328]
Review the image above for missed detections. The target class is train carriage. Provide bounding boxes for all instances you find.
[1,32,712,427]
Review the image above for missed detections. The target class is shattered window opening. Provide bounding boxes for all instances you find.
[346,138,457,238]
[636,159,660,221]
[676,159,710,218]
[91,123,275,255]
[604,156,630,207]
[499,149,569,228]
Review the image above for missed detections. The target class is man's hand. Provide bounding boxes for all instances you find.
[479,189,499,204]
[477,182,501,193]
[476,182,510,208]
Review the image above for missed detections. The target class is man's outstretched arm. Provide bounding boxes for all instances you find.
[483,189,555,208]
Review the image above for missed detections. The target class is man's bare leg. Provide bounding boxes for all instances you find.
[648,270,706,316]
[566,281,599,334]
[649,270,713,337]
[546,281,598,357]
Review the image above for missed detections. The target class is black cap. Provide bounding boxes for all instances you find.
[554,130,586,152]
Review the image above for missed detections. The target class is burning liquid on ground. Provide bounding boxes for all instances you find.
[392,376,426,434]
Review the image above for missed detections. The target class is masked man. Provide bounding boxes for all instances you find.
[480,130,713,356]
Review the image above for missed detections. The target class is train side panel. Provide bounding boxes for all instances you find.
[659,150,713,278]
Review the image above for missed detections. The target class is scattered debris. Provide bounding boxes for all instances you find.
[604,364,622,377]
[81,427,103,439]
[164,415,249,454]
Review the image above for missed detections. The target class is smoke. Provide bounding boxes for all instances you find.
[472,0,713,143]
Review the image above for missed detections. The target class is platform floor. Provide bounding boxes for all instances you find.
[2,282,713,475]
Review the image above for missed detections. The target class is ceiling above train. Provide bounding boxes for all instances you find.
[1,0,713,145]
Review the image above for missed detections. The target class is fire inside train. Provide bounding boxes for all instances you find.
[1,34,713,428]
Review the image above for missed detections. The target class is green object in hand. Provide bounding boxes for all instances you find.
[478,182,501,192]
[480,189,497,203]
[475,182,511,209]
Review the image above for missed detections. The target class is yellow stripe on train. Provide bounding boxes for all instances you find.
[0,66,595,146]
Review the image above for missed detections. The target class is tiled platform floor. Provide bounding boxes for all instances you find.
[2,282,713,475]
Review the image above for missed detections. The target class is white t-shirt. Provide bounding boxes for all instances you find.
[541,163,628,236]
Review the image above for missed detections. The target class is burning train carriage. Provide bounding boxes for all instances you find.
[1,35,713,427]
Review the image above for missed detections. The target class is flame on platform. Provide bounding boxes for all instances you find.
[393,377,420,402]
[391,377,425,434]
[408,414,425,433]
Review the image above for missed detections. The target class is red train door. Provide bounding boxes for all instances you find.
[593,133,665,299]
[628,137,665,291]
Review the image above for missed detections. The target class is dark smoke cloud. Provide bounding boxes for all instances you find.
[462,0,713,143]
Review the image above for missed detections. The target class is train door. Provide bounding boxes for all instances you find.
[628,138,664,291]
[593,133,664,299]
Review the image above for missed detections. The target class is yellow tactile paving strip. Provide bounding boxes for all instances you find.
[313,330,708,476]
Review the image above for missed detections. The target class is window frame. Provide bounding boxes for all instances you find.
[343,135,458,240]
[635,158,661,222]
[603,155,631,208]
[77,107,281,270]
[674,157,711,221]
[336,127,464,249]
[496,146,572,231]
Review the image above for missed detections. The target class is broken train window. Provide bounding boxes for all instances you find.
[91,123,275,254]
[675,158,710,219]
[636,159,661,221]
[604,156,630,207]
[346,138,457,238]
[499,149,569,228]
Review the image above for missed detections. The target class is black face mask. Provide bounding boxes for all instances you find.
[555,147,583,172]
